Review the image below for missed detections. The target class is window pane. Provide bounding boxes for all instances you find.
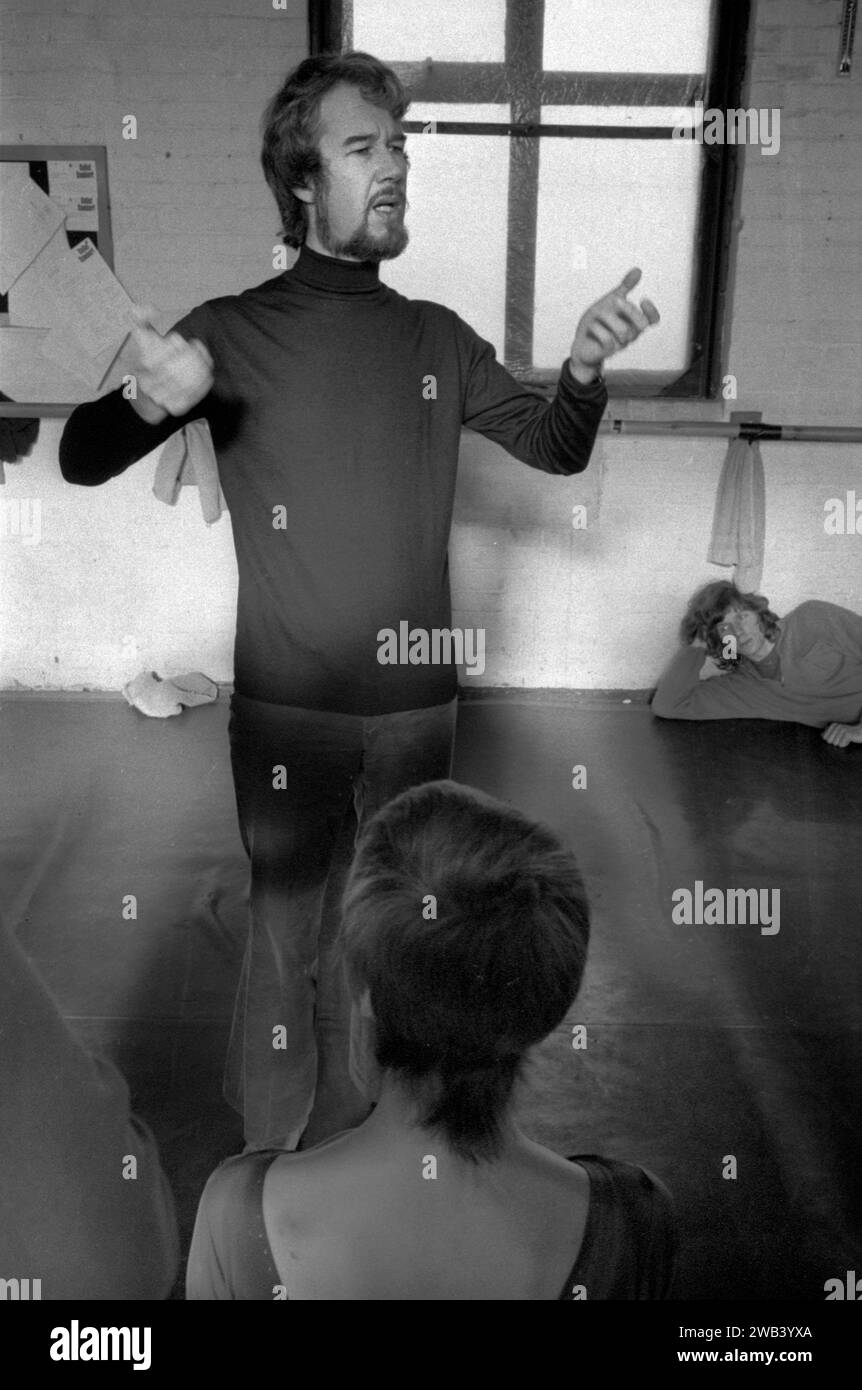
[352,0,506,63]
[543,0,712,73]
[534,135,700,371]
[382,109,510,354]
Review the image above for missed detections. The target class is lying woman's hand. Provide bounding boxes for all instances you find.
[698,655,728,680]
[821,721,862,747]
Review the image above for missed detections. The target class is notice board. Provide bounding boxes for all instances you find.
[0,146,130,412]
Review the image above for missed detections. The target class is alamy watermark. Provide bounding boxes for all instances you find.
[673,100,780,156]
[824,491,862,534]
[50,1322,151,1371]
[824,1270,861,1299]
[0,1276,41,1299]
[377,622,485,676]
[672,881,780,935]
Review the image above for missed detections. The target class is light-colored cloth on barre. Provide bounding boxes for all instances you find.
[707,437,765,592]
[123,670,218,718]
[152,419,226,524]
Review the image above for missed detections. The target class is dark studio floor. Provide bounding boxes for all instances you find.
[1,691,860,1301]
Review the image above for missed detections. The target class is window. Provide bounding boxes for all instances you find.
[311,0,751,398]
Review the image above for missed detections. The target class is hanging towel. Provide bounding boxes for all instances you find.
[707,436,765,593]
[122,670,218,718]
[152,418,226,524]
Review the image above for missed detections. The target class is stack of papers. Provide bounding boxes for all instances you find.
[0,161,134,390]
[0,164,65,292]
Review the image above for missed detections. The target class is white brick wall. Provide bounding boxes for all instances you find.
[1,0,860,690]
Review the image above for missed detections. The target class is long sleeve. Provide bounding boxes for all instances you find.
[459,320,607,476]
[652,647,711,718]
[59,387,200,486]
[800,599,862,659]
[58,304,214,487]
[0,917,179,1299]
[651,646,781,721]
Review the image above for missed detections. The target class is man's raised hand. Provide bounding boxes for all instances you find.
[125,306,214,424]
[569,268,660,385]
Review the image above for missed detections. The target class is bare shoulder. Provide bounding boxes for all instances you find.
[509,1140,592,1222]
[262,1133,361,1230]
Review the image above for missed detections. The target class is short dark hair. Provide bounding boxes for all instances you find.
[260,51,410,248]
[339,780,590,1163]
[680,581,781,668]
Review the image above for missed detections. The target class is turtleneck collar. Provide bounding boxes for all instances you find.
[289,243,382,296]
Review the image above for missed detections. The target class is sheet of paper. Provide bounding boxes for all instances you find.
[0,163,67,293]
[7,225,70,328]
[40,322,124,390]
[0,326,128,401]
[40,237,135,359]
[0,327,87,402]
[47,159,99,233]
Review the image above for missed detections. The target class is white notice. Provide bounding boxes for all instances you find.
[0,163,66,293]
[40,237,135,360]
[47,160,99,233]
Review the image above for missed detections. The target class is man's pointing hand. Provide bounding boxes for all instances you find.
[569,268,660,385]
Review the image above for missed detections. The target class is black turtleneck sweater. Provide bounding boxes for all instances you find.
[60,245,607,713]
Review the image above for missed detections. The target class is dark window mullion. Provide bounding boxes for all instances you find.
[310,0,343,51]
[541,71,704,106]
[667,0,751,397]
[503,0,544,370]
[388,62,508,104]
[402,122,697,139]
[400,66,704,107]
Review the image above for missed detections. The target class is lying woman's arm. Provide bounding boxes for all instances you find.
[651,645,780,720]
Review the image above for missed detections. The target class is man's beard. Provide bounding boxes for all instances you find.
[313,179,409,262]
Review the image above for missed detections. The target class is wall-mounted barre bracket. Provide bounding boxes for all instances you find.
[598,421,862,444]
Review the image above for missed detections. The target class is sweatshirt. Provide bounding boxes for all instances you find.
[651,600,862,727]
[59,245,607,714]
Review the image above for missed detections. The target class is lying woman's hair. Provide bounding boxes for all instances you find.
[680,580,781,667]
[339,780,590,1163]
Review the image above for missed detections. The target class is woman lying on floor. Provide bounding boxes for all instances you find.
[652,581,862,747]
[187,780,676,1300]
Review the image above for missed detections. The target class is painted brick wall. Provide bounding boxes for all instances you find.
[1,0,860,691]
[0,0,306,689]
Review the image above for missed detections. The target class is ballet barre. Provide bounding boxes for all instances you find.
[0,402,860,445]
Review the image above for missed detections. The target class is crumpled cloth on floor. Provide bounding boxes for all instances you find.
[152,419,226,525]
[707,437,765,593]
[123,670,218,718]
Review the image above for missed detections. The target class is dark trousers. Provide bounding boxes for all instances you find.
[224,691,458,1148]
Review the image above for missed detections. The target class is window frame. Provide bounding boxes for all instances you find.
[310,0,751,399]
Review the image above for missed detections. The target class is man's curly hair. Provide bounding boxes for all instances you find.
[680,581,780,669]
[261,52,410,249]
